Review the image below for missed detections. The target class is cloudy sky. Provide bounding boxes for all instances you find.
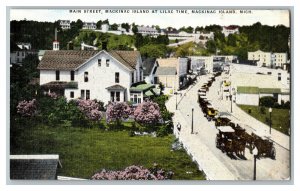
[10,8,290,28]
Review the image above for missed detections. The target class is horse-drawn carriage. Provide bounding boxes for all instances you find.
[251,131,276,159]
[215,116,231,127]
[215,126,246,157]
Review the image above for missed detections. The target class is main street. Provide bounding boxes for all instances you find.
[166,73,290,180]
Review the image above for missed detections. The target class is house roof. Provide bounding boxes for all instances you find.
[108,50,140,70]
[237,86,282,94]
[142,58,156,76]
[10,155,61,180]
[106,84,126,91]
[156,58,179,67]
[37,50,140,70]
[130,83,154,92]
[237,86,259,94]
[37,50,99,70]
[41,81,78,89]
[156,67,177,75]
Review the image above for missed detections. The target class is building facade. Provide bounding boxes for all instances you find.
[248,50,287,68]
[38,50,144,104]
[82,22,97,30]
[59,20,71,30]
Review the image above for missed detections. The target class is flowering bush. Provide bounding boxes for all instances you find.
[133,101,161,124]
[77,99,102,121]
[46,92,59,99]
[106,102,132,123]
[16,99,37,117]
[91,165,173,180]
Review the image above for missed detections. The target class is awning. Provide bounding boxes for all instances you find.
[106,84,126,91]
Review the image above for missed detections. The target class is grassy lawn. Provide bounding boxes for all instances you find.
[10,122,206,180]
[238,105,290,135]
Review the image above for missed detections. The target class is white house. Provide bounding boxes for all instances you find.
[137,26,160,36]
[59,20,71,30]
[222,26,239,37]
[82,22,96,30]
[10,42,37,65]
[37,49,149,104]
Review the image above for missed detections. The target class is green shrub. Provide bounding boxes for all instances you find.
[259,96,277,108]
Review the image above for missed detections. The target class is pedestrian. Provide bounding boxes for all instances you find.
[177,122,181,133]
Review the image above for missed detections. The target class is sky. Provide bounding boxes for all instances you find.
[10,8,290,28]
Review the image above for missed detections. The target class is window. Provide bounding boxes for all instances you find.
[98,59,101,66]
[84,72,88,82]
[81,90,85,99]
[70,71,75,81]
[110,92,115,102]
[116,92,120,101]
[115,72,120,83]
[70,91,74,98]
[278,76,281,81]
[86,90,90,100]
[106,59,110,67]
[267,72,272,75]
[56,70,60,81]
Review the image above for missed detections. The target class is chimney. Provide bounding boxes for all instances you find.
[102,41,107,51]
[53,28,60,51]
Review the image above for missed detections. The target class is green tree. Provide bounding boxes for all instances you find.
[96,20,103,29]
[139,44,168,58]
[110,23,119,31]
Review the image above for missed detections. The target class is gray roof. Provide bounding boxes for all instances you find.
[142,58,156,76]
[10,155,61,180]
[156,67,177,75]
[37,50,140,70]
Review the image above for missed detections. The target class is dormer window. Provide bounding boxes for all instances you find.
[106,59,110,67]
[84,72,88,82]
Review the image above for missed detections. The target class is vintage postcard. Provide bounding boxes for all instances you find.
[9,7,291,182]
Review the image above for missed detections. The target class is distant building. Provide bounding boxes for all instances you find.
[248,50,287,68]
[59,20,71,30]
[189,56,213,74]
[10,42,37,65]
[229,68,290,106]
[82,22,96,30]
[198,31,214,45]
[222,26,239,37]
[156,57,188,93]
[137,26,160,36]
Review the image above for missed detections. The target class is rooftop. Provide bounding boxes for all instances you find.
[10,155,61,180]
[156,67,177,75]
[37,50,140,70]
